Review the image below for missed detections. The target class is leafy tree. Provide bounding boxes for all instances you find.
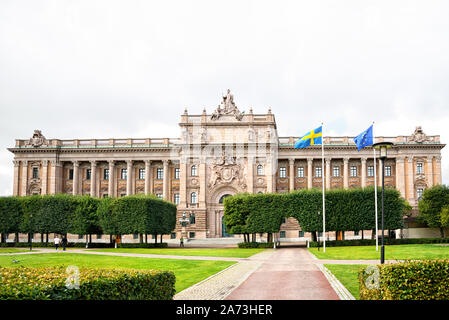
[71,196,101,246]
[0,197,22,243]
[418,185,449,238]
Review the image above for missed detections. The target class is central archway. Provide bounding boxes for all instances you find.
[207,187,238,238]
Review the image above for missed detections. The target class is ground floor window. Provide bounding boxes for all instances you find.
[298,231,304,238]
[189,232,195,238]
[170,232,176,239]
[280,231,286,238]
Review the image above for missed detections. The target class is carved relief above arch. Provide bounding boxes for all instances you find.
[208,185,239,205]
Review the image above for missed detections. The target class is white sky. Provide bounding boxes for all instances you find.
[1,0,448,195]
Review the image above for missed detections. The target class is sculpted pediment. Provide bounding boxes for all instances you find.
[210,89,244,121]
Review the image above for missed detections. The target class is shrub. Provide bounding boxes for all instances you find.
[0,267,176,300]
[237,242,274,248]
[359,260,449,300]
[309,237,449,247]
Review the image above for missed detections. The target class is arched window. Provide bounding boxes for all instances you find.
[219,194,231,204]
[191,192,197,204]
[191,165,197,176]
[257,164,263,176]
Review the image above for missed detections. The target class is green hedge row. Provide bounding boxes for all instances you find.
[0,267,176,300]
[237,242,274,248]
[0,242,168,248]
[309,237,449,247]
[359,260,449,300]
[224,187,410,238]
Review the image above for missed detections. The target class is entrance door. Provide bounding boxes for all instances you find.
[222,216,233,237]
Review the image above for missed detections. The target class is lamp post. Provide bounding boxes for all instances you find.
[29,213,33,252]
[179,211,190,240]
[373,141,394,264]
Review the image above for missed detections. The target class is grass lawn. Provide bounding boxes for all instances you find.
[89,248,266,258]
[325,264,366,300]
[0,253,235,293]
[309,244,449,260]
[0,248,36,253]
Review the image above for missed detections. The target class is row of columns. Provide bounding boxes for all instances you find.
[72,159,170,199]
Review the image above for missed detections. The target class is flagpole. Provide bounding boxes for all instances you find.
[321,122,326,253]
[373,122,379,251]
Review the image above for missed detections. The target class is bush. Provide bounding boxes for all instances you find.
[237,242,274,248]
[0,242,168,248]
[309,237,449,247]
[359,260,449,300]
[0,267,176,300]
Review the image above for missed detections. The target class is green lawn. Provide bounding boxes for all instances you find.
[0,253,235,293]
[89,248,265,258]
[325,264,366,300]
[0,248,35,253]
[309,244,449,260]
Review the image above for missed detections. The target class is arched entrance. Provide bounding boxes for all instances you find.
[219,194,233,237]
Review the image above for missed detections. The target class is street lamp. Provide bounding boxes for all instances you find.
[373,141,394,264]
[179,211,190,239]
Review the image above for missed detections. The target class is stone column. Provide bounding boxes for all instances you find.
[361,157,367,188]
[41,160,48,195]
[108,160,115,197]
[407,157,415,205]
[395,157,406,199]
[247,156,254,193]
[13,160,20,196]
[266,157,275,193]
[144,160,151,195]
[90,161,97,197]
[179,160,187,206]
[307,158,313,189]
[426,156,434,188]
[325,158,331,190]
[73,161,79,195]
[163,160,169,200]
[435,156,442,185]
[126,160,133,196]
[21,160,28,196]
[289,158,295,192]
[343,158,349,189]
[199,161,206,206]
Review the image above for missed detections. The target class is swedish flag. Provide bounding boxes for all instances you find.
[294,126,322,149]
[354,125,374,151]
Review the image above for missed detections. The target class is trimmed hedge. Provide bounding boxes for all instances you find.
[0,242,168,248]
[237,242,274,248]
[359,260,449,300]
[309,237,449,247]
[0,267,176,300]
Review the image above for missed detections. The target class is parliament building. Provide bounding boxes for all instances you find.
[8,91,445,241]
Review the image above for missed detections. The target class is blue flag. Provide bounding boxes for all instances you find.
[354,125,374,151]
[294,126,322,149]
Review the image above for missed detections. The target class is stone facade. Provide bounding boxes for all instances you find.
[8,91,445,240]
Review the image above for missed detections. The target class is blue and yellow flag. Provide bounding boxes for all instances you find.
[294,126,322,149]
[354,125,373,151]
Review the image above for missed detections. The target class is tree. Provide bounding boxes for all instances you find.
[440,205,449,237]
[0,197,22,243]
[71,196,101,247]
[418,185,449,238]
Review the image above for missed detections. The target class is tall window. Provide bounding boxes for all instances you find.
[190,192,197,204]
[32,167,39,179]
[279,167,286,178]
[350,166,357,177]
[315,167,322,178]
[157,168,163,180]
[368,166,374,177]
[385,166,392,177]
[189,213,196,224]
[417,163,423,174]
[121,169,127,180]
[333,166,340,177]
[69,169,74,180]
[191,165,197,176]
[104,169,109,180]
[86,169,92,180]
[174,193,180,205]
[297,167,304,178]
[174,168,180,179]
[417,188,424,200]
[139,168,145,180]
[257,165,264,176]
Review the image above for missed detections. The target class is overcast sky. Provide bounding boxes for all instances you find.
[1,0,448,195]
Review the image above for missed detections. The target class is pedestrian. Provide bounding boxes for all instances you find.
[54,235,60,251]
[180,237,184,248]
[61,235,67,251]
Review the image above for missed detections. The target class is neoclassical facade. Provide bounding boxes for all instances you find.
[8,91,445,239]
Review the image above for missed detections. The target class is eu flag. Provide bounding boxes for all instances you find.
[294,126,322,149]
[354,125,374,151]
